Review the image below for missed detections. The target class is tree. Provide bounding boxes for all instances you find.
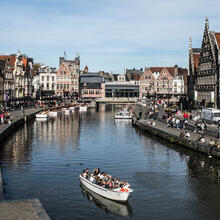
[33,63,42,76]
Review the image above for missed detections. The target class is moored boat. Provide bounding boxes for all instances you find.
[36,112,48,118]
[69,106,75,111]
[79,106,87,111]
[64,109,71,114]
[115,110,133,119]
[79,175,133,202]
[48,111,58,117]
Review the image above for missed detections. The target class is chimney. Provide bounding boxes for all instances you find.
[59,57,64,66]
[174,65,178,75]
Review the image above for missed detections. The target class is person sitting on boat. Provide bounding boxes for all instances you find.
[112,178,117,188]
[81,170,86,178]
[122,181,131,190]
[93,168,100,176]
[98,172,104,180]
[101,180,106,188]
[89,174,95,183]
[85,168,90,179]
[106,179,113,189]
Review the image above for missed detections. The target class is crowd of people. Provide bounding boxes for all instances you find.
[0,110,13,124]
[81,168,131,192]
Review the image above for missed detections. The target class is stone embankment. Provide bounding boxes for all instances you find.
[0,107,50,219]
[133,118,220,158]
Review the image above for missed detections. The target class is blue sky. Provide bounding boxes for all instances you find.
[1,0,220,73]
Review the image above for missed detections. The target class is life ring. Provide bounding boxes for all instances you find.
[119,188,129,192]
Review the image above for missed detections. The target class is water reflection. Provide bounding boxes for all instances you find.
[34,112,80,151]
[80,184,132,217]
[0,123,34,167]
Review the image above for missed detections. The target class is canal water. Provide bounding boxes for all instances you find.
[1,105,220,219]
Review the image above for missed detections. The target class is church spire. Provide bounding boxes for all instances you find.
[189,36,192,50]
[205,17,209,30]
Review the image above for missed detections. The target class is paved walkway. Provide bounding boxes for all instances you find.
[0,199,50,220]
[140,118,219,146]
[0,107,41,133]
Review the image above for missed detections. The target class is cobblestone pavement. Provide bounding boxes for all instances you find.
[0,199,50,220]
[140,118,219,145]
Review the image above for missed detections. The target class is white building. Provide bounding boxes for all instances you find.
[38,66,57,96]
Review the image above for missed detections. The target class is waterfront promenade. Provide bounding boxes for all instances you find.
[0,107,50,219]
[133,106,220,158]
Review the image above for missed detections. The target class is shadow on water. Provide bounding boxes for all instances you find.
[80,184,133,217]
[134,125,220,185]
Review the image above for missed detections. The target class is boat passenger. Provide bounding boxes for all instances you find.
[85,168,90,179]
[98,172,104,179]
[89,174,95,183]
[81,170,86,178]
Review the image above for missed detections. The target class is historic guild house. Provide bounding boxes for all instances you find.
[189,18,220,108]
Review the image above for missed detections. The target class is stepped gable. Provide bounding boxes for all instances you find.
[0,54,16,69]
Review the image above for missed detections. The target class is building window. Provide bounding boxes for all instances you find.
[47,76,49,81]
[64,84,66,89]
[52,83,54,89]
[42,76,44,81]
[145,75,148,80]
[47,83,49,89]
[84,90,88,95]
[96,90,100,95]
[60,84,63,89]
[67,84,69,89]
[52,76,54,81]
[41,83,44,88]
[57,84,59,89]
[89,90,94,95]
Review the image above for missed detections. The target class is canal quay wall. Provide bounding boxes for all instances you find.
[133,119,220,159]
[0,107,51,219]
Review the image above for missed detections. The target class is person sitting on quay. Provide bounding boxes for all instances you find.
[180,131,185,138]
[185,132,191,138]
[196,136,205,144]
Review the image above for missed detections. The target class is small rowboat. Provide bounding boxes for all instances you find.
[36,112,48,118]
[115,110,133,119]
[79,175,133,202]
[79,106,87,112]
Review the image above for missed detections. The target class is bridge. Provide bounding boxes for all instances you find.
[95,97,139,104]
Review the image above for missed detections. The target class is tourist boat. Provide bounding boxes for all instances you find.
[79,175,133,202]
[64,109,71,114]
[115,110,133,119]
[36,112,48,119]
[79,106,87,112]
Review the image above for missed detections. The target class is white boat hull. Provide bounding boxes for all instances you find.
[64,109,71,114]
[115,110,133,119]
[115,115,132,119]
[36,113,48,118]
[48,111,58,117]
[79,106,87,111]
[79,175,132,202]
